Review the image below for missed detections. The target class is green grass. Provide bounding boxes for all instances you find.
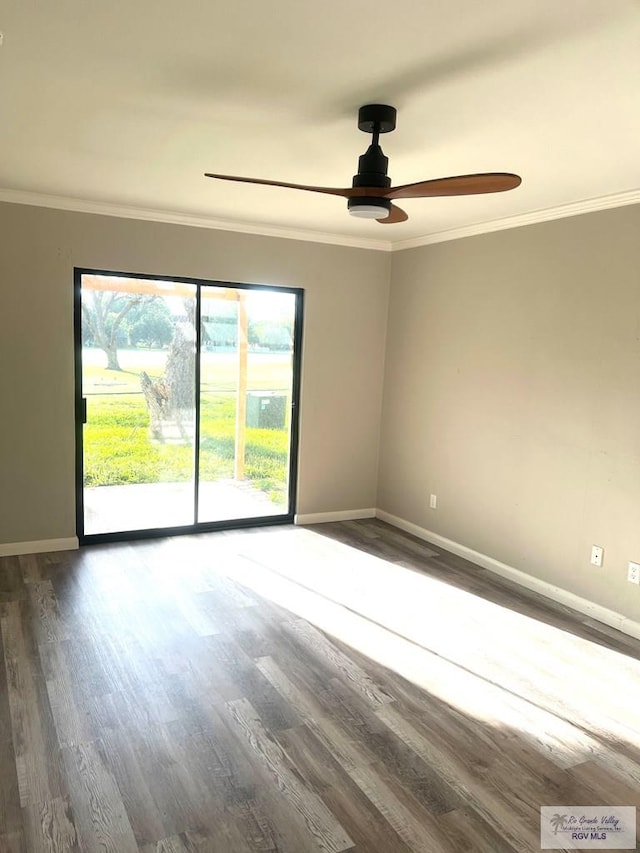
[82,350,292,394]
[84,394,290,503]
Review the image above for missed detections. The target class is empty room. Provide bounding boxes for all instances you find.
[1,2,639,851]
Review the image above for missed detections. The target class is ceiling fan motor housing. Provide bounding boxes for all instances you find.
[353,144,390,189]
[348,144,391,217]
[349,144,392,215]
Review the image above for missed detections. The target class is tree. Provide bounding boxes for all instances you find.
[127,299,173,349]
[82,291,158,370]
[248,318,293,350]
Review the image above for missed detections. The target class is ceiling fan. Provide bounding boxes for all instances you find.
[205,104,521,224]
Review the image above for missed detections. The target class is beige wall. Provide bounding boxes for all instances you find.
[378,204,640,619]
[0,202,390,544]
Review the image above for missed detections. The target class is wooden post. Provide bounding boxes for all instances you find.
[235,291,248,480]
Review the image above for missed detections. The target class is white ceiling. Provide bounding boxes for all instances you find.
[1,0,639,248]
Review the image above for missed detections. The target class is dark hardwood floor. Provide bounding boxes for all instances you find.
[1,518,639,852]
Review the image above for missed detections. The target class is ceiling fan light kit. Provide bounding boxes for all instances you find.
[205,103,521,225]
[348,199,391,219]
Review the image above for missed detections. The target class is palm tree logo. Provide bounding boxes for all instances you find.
[550,814,568,835]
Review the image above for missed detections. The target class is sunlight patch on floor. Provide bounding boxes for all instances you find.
[209,526,640,771]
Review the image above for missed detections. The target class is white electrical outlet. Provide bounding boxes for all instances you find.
[628,562,640,585]
[590,545,603,567]
[429,494,437,509]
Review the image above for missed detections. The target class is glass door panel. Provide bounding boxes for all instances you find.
[198,287,296,523]
[80,274,197,535]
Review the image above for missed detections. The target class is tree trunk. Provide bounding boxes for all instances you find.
[165,333,194,408]
[140,371,169,440]
[139,300,196,443]
[105,345,121,371]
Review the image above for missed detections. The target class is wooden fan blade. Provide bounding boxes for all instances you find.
[387,172,521,199]
[204,173,354,198]
[377,204,408,224]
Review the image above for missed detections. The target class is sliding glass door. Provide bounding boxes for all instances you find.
[75,270,301,541]
[197,286,297,523]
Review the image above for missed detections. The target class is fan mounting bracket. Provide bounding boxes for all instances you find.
[358,104,397,134]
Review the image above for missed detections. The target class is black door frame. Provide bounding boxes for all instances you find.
[74,267,303,544]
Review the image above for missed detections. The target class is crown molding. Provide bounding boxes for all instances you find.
[390,188,640,251]
[1,184,639,255]
[0,187,392,252]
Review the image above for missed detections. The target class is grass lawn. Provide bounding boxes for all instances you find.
[84,395,290,503]
[82,348,292,394]
[83,349,292,504]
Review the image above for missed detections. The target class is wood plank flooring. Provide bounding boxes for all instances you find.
[1,519,639,852]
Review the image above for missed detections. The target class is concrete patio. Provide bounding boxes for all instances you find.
[83,479,286,535]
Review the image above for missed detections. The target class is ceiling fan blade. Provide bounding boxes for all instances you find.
[377,204,408,224]
[204,173,393,199]
[386,172,521,199]
[204,173,354,198]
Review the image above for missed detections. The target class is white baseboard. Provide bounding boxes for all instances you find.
[0,537,80,558]
[376,510,640,642]
[295,508,376,525]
